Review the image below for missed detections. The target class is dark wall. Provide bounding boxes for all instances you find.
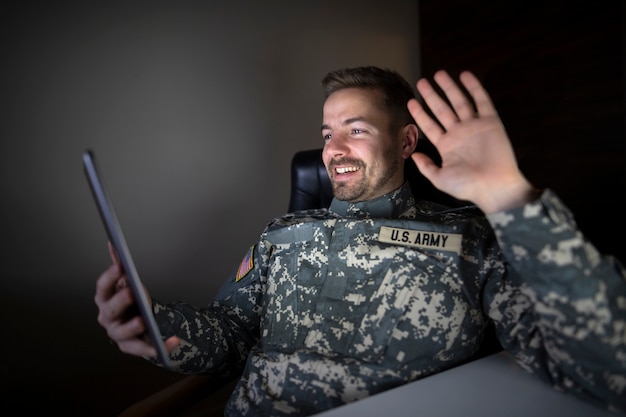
[0,1,421,415]
[418,1,626,262]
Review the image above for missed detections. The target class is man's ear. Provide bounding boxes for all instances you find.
[401,124,419,159]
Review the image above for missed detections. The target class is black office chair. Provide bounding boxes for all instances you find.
[288,145,469,212]
[119,147,501,417]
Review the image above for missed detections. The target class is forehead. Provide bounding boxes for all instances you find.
[323,87,387,121]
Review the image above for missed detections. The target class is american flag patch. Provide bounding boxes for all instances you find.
[235,245,255,282]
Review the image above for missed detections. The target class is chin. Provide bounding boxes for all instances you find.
[333,187,364,203]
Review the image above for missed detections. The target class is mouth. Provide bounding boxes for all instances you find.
[329,158,363,179]
[335,166,360,175]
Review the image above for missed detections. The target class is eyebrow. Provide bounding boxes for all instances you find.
[321,116,367,132]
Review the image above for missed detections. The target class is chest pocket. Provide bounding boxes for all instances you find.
[299,243,409,361]
[261,226,325,351]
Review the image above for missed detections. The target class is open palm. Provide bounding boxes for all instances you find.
[408,71,534,213]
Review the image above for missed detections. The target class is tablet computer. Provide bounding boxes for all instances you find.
[82,149,172,369]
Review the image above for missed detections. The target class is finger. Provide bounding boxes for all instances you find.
[96,285,135,328]
[95,263,123,304]
[415,74,459,129]
[108,241,122,270]
[115,277,128,291]
[459,71,497,117]
[433,70,476,121]
[118,332,179,359]
[118,335,157,358]
[407,98,445,142]
[105,242,130,292]
[107,313,145,338]
[164,336,181,353]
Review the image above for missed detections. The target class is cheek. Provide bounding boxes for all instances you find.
[321,150,331,169]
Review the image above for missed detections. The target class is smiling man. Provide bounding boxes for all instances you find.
[95,66,626,416]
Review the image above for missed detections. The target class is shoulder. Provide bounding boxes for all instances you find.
[413,199,487,222]
[266,208,336,229]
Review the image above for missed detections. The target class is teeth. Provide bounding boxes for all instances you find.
[336,166,359,174]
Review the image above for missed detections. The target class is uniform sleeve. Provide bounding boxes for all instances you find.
[483,189,626,413]
[149,241,268,376]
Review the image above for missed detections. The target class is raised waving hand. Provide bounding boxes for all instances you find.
[408,70,536,213]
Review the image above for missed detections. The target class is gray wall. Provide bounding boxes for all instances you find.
[0,1,421,415]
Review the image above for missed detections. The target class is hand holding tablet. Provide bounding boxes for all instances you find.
[83,149,172,369]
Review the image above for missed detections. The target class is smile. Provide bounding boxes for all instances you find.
[336,166,360,174]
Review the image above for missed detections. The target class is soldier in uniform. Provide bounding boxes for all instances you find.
[95,67,626,416]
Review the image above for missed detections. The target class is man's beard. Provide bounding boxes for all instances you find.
[332,176,367,202]
[330,153,399,203]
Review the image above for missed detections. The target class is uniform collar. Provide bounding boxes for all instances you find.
[329,182,415,218]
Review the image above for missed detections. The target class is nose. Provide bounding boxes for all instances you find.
[323,133,349,161]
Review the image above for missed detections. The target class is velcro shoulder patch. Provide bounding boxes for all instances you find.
[235,245,255,282]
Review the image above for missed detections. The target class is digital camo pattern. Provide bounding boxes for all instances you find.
[152,184,626,416]
[485,191,626,413]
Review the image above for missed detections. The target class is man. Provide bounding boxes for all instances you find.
[96,67,626,416]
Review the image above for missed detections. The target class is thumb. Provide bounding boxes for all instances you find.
[411,152,439,183]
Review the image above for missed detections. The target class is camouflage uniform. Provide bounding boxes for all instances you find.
[153,183,626,416]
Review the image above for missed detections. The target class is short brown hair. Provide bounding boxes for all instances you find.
[322,66,416,131]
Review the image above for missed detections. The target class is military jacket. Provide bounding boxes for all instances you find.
[153,183,626,416]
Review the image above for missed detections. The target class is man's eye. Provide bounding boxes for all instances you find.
[323,133,332,140]
[352,129,364,134]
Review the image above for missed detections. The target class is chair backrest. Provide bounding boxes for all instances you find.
[288,149,334,212]
[288,144,468,212]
